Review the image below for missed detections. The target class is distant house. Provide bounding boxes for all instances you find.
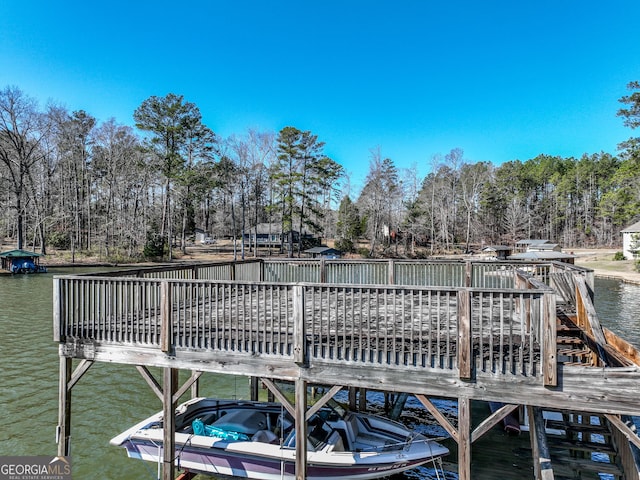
[621,220,640,259]
[243,223,316,249]
[305,246,342,259]
[480,245,512,260]
[243,223,287,248]
[514,239,552,253]
[527,242,561,253]
[508,250,575,265]
[510,239,573,264]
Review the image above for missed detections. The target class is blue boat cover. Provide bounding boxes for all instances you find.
[192,418,250,441]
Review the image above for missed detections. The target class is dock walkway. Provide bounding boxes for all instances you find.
[53,259,640,480]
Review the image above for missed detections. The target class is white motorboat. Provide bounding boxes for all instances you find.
[110,397,449,480]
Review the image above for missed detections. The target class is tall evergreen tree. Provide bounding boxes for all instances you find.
[134,93,215,260]
[272,126,339,257]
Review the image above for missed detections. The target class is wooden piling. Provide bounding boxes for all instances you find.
[57,357,72,457]
[294,379,307,480]
[162,368,178,480]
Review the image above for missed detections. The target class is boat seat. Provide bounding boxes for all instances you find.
[251,429,279,444]
[326,430,345,452]
[344,414,360,440]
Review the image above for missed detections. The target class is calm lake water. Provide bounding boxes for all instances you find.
[593,278,640,349]
[0,270,637,479]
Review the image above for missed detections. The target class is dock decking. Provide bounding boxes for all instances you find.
[53,259,640,480]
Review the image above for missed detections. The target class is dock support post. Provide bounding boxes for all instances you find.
[349,387,357,410]
[458,397,472,480]
[358,388,367,412]
[57,356,72,457]
[162,367,178,480]
[528,406,555,479]
[294,379,308,480]
[250,377,259,401]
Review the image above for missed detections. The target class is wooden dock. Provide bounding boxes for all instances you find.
[52,259,640,480]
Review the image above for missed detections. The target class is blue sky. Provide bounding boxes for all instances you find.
[1,1,639,191]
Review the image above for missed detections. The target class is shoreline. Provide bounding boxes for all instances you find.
[583,270,640,286]
[571,248,640,286]
[7,245,640,285]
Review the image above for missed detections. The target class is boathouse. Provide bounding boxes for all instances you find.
[1,249,47,274]
[53,259,640,480]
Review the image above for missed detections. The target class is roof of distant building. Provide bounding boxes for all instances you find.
[621,220,640,233]
[0,249,44,258]
[305,246,342,255]
[247,223,312,235]
[529,243,560,251]
[515,239,551,246]
[508,251,575,260]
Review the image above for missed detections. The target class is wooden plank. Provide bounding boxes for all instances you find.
[458,289,472,380]
[260,378,296,418]
[528,406,555,480]
[607,414,640,480]
[458,397,471,480]
[472,403,519,443]
[160,281,172,353]
[70,341,640,416]
[603,327,640,366]
[464,261,472,287]
[136,365,163,401]
[543,291,557,386]
[53,277,62,342]
[575,276,608,365]
[190,370,200,399]
[415,394,459,443]
[67,360,94,391]
[295,379,307,480]
[299,362,640,417]
[605,414,640,450]
[172,371,203,404]
[306,385,343,420]
[292,285,306,365]
[162,368,178,480]
[57,357,72,457]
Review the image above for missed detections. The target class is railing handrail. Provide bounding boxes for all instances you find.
[54,268,557,385]
[58,257,586,289]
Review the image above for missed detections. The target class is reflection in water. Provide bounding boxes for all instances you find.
[594,278,640,349]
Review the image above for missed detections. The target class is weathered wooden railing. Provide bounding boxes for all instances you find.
[54,260,558,386]
[83,258,588,289]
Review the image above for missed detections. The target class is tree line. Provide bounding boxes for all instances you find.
[0,83,638,261]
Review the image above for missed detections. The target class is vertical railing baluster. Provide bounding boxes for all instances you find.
[458,289,472,379]
[543,290,557,386]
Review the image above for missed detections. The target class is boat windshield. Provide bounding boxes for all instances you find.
[283,414,334,451]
